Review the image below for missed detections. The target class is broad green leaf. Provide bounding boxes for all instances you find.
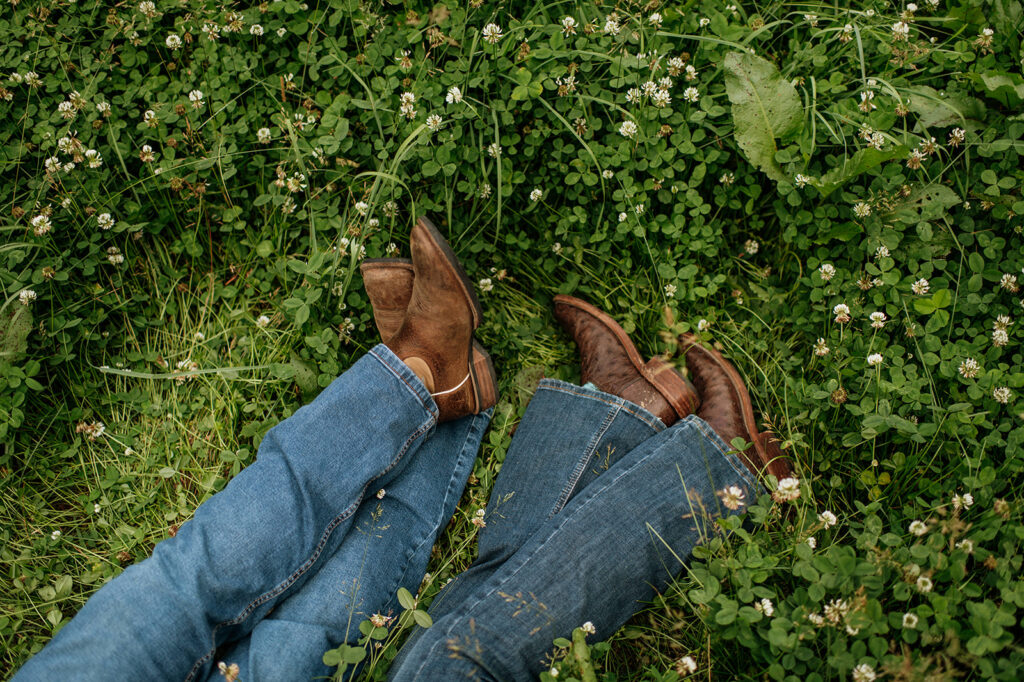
[722,52,804,182]
[892,185,960,223]
[0,305,32,363]
[397,587,416,610]
[907,86,986,129]
[816,147,906,197]
[412,609,433,628]
[975,72,1024,107]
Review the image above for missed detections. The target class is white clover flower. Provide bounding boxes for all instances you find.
[58,101,76,120]
[852,663,876,682]
[902,612,919,629]
[529,188,542,202]
[94,503,102,513]
[853,202,871,217]
[699,17,710,27]
[867,353,883,367]
[478,183,492,199]
[909,520,927,536]
[166,33,182,50]
[445,86,463,104]
[813,338,830,357]
[833,303,851,323]
[912,278,929,295]
[561,16,577,35]
[97,213,115,230]
[685,64,698,82]
[875,245,890,259]
[619,120,638,138]
[869,311,887,329]
[992,328,1009,346]
[552,242,563,255]
[993,386,1012,404]
[952,493,974,510]
[956,538,974,553]
[487,142,501,158]
[794,174,813,188]
[581,621,596,635]
[625,87,642,104]
[744,239,759,255]
[916,575,933,593]
[250,24,264,36]
[602,169,614,179]
[478,278,493,292]
[277,27,287,37]
[994,314,1012,331]
[106,247,124,265]
[717,485,746,510]
[664,283,677,297]
[819,510,838,528]
[354,201,369,216]
[697,318,710,332]
[96,101,111,116]
[51,529,62,541]
[257,127,271,143]
[139,144,155,162]
[24,71,41,87]
[807,536,817,549]
[808,612,825,627]
[1000,273,1018,292]
[256,314,271,328]
[618,212,627,222]
[959,358,980,378]
[188,89,204,108]
[648,12,662,25]
[31,215,53,236]
[603,15,621,34]
[819,263,836,281]
[892,21,910,40]
[425,114,443,132]
[652,90,671,108]
[19,290,37,305]
[677,656,698,674]
[774,477,801,502]
[482,23,503,44]
[634,203,644,215]
[682,87,700,102]
[85,149,103,168]
[757,598,775,616]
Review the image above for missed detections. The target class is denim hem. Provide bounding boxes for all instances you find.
[681,415,766,496]
[536,378,666,432]
[368,344,438,419]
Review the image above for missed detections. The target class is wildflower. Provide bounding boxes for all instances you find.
[744,240,759,255]
[919,137,937,155]
[807,536,817,549]
[478,183,492,199]
[912,278,929,295]
[648,12,662,26]
[824,598,850,624]
[869,312,887,329]
[106,247,124,265]
[188,89,204,109]
[699,17,710,27]
[96,102,111,117]
[353,201,370,217]
[143,109,158,127]
[634,203,644,215]
[819,263,836,281]
[487,142,501,158]
[993,386,1012,404]
[285,172,306,193]
[903,612,919,628]
[805,14,819,26]
[482,23,503,44]
[446,86,463,104]
[166,34,182,50]
[840,24,854,42]
[858,90,877,113]
[852,664,876,682]
[794,174,812,188]
[697,319,710,332]
[652,90,671,108]
[138,0,156,16]
[561,16,577,35]
[808,612,825,627]
[250,24,263,36]
[892,21,910,40]
[19,290,37,305]
[994,498,1010,518]
[833,303,851,324]
[956,538,974,553]
[909,520,927,536]
[625,87,642,104]
[853,202,871,218]
[58,101,76,120]
[97,213,115,230]
[84,149,103,169]
[813,338,830,357]
[677,656,698,674]
[602,169,614,180]
[530,188,542,202]
[603,15,620,35]
[682,87,700,103]
[992,329,1009,346]
[619,120,638,138]
[952,493,974,510]
[958,358,980,378]
[31,215,53,236]
[552,242,563,255]
[1000,273,1019,292]
[718,485,746,510]
[906,149,925,169]
[667,57,686,76]
[256,315,271,328]
[139,145,155,162]
[949,127,965,146]
[256,127,272,144]
[867,353,883,367]
[277,27,287,37]
[471,508,487,528]
[51,530,62,541]
[916,575,933,593]
[974,27,994,50]
[994,314,1012,331]
[774,477,801,502]
[581,621,596,635]
[217,662,240,682]
[875,245,889,259]
[819,510,838,528]
[618,212,627,222]
[426,114,443,132]
[549,668,558,678]
[664,283,677,297]
[479,278,493,293]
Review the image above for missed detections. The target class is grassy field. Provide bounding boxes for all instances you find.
[2,0,1023,679]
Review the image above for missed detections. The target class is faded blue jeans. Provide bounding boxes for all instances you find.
[14,345,761,682]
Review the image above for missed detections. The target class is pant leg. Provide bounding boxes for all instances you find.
[213,410,491,682]
[427,379,663,619]
[388,414,762,682]
[14,345,441,682]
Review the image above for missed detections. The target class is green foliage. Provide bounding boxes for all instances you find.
[2,0,1023,679]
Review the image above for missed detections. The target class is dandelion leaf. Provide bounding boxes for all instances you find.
[907,86,986,129]
[0,305,32,365]
[817,146,907,197]
[722,52,803,183]
[892,184,960,224]
[975,71,1024,107]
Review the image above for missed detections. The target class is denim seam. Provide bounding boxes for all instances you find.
[551,402,620,516]
[409,422,698,680]
[538,382,664,432]
[369,347,437,418]
[184,414,436,682]
[689,418,763,494]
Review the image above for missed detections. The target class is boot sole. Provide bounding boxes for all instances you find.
[417,216,484,329]
[470,340,499,410]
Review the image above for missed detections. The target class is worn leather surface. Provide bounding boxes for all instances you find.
[553,296,697,426]
[360,260,414,342]
[681,334,791,479]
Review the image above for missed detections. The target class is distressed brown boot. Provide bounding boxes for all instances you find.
[385,217,497,422]
[360,258,496,405]
[553,295,699,426]
[680,333,791,480]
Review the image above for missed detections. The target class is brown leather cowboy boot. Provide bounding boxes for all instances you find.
[360,258,496,403]
[553,295,699,426]
[679,333,791,480]
[385,217,497,422]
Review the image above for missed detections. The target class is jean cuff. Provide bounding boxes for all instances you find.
[680,414,767,496]
[367,344,439,421]
[536,378,667,432]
